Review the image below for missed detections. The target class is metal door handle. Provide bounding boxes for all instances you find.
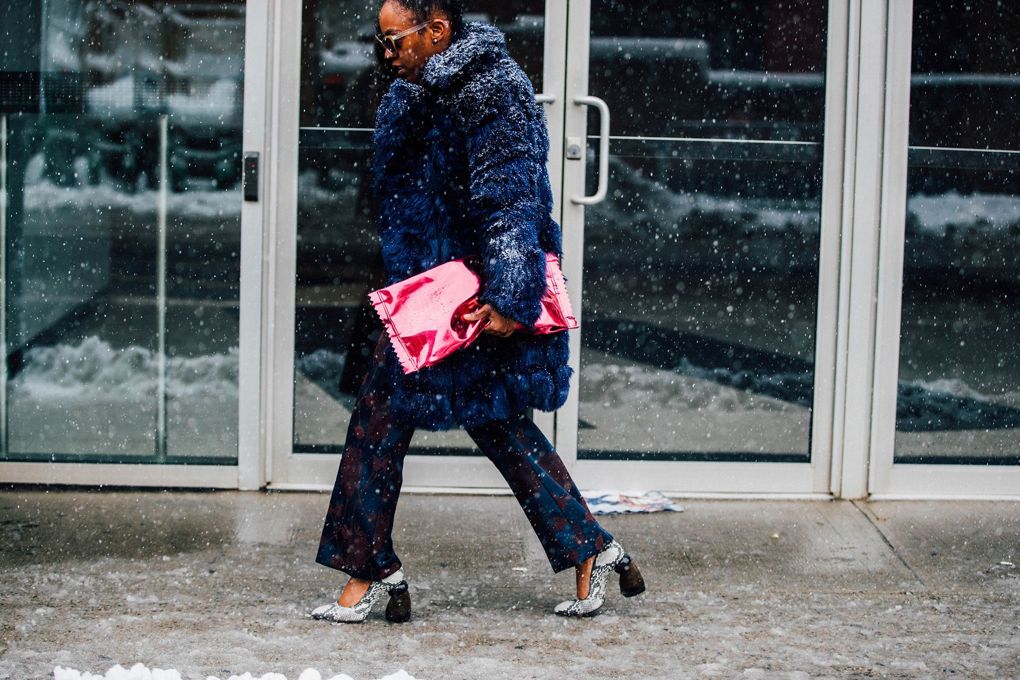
[570,95,610,205]
[535,93,555,104]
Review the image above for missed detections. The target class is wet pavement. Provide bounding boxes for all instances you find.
[1,489,1018,679]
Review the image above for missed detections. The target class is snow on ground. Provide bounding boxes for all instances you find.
[577,350,811,455]
[1,492,1017,680]
[53,665,416,680]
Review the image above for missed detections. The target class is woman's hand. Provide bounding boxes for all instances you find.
[462,303,521,337]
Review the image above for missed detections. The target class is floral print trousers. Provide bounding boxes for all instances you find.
[316,335,613,581]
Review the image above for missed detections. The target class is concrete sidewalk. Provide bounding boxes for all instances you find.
[1,489,1018,679]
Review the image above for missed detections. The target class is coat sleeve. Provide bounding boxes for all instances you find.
[455,70,550,328]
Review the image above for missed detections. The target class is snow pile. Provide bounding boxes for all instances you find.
[24,174,241,221]
[53,664,418,680]
[11,336,239,403]
[295,348,349,401]
[590,159,1020,242]
[580,360,806,413]
[908,190,1020,236]
[588,157,821,240]
[166,79,241,123]
[895,376,1020,431]
[581,352,1020,432]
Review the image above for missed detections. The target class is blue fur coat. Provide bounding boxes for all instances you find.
[371,21,571,431]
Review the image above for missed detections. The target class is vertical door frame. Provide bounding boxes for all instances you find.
[813,0,852,496]
[863,0,911,498]
[532,0,569,447]
[550,0,588,476]
[867,0,1020,499]
[265,0,301,489]
[828,0,891,499]
[237,0,275,490]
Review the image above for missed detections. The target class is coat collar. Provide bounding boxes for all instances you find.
[373,23,506,178]
[419,21,507,91]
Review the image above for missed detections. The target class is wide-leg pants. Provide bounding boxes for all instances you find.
[316,334,613,581]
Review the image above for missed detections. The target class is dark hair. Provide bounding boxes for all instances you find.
[380,0,465,38]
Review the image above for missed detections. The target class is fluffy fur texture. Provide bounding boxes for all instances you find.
[371,21,571,431]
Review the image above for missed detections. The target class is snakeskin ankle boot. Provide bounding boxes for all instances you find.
[554,540,646,617]
[310,569,411,623]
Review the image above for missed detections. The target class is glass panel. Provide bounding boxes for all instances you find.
[580,0,826,461]
[1,1,244,464]
[908,2,1020,151]
[163,3,244,459]
[894,1,1020,465]
[294,1,546,454]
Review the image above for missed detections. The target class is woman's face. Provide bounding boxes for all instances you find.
[377,0,450,82]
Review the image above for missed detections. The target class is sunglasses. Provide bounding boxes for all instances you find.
[374,21,429,53]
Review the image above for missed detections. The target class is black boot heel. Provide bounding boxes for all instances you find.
[615,554,646,597]
[384,581,412,623]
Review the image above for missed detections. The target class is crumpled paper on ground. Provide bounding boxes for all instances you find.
[584,490,685,515]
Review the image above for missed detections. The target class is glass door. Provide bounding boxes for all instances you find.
[557,0,841,493]
[269,1,567,488]
[870,0,1020,497]
[0,0,266,488]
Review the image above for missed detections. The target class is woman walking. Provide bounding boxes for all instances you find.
[311,0,645,623]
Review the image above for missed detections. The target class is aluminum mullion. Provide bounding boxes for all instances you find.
[555,0,592,467]
[532,0,569,445]
[811,0,851,495]
[268,0,303,486]
[836,0,890,499]
[868,0,913,496]
[828,0,864,497]
[156,115,169,462]
[0,115,7,458]
[237,0,274,490]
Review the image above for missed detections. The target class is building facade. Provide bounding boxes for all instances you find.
[0,0,1017,498]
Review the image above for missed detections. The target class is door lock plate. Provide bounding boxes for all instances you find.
[243,152,259,202]
[565,136,583,160]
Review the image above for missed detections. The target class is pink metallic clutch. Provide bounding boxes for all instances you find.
[368,252,578,374]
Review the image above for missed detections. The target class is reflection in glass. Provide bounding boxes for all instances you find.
[896,168,1020,463]
[908,2,1020,151]
[1,1,244,463]
[590,0,826,141]
[294,1,546,454]
[579,0,826,460]
[895,0,1020,464]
